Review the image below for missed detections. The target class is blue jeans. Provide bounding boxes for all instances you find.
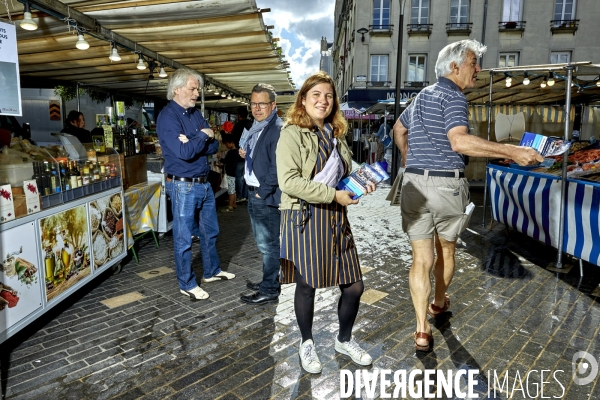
[166,180,221,290]
[235,161,248,199]
[248,187,281,295]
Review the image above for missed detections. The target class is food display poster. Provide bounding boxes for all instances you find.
[39,205,91,302]
[89,193,124,269]
[0,21,22,116]
[1,222,43,333]
[0,184,15,223]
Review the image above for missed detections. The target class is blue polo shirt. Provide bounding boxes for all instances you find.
[157,101,219,178]
[399,77,469,170]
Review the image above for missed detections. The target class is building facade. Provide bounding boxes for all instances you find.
[333,0,600,109]
[320,37,334,77]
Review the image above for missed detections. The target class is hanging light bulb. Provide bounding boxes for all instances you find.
[158,65,167,78]
[213,87,220,95]
[596,79,600,87]
[20,2,38,31]
[505,74,512,85]
[547,72,555,86]
[227,93,232,100]
[221,91,227,98]
[206,84,213,93]
[540,78,547,88]
[505,80,512,88]
[109,43,121,61]
[75,33,89,50]
[136,54,146,70]
[522,73,530,85]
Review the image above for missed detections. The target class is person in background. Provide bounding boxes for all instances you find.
[239,83,283,305]
[220,134,239,212]
[61,110,92,144]
[157,68,235,301]
[231,106,253,202]
[394,39,543,352]
[276,72,373,374]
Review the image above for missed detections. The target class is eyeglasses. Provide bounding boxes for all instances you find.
[249,102,272,109]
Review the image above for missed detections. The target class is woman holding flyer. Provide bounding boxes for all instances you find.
[276,72,374,374]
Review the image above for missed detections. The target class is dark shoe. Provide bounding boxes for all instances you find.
[246,281,261,291]
[240,291,279,304]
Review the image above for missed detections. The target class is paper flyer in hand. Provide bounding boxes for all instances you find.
[519,132,571,157]
[336,162,390,200]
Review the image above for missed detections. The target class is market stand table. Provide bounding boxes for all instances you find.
[123,181,161,263]
[487,164,600,267]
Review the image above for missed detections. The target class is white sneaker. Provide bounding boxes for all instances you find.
[299,339,322,374]
[335,337,372,366]
[180,286,209,300]
[202,271,236,283]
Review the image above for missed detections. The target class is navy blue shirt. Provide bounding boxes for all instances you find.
[399,77,469,170]
[157,101,219,178]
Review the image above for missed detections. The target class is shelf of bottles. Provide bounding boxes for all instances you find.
[30,146,123,212]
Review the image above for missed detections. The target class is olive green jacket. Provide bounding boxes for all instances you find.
[276,124,352,210]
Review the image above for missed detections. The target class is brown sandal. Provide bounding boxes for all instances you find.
[427,293,450,318]
[414,331,433,352]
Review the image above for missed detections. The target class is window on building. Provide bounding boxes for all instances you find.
[408,55,427,82]
[411,0,429,25]
[554,0,576,21]
[499,53,519,67]
[550,51,571,64]
[373,0,391,28]
[370,55,388,82]
[450,0,469,24]
[502,0,522,21]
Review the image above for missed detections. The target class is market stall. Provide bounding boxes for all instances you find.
[0,143,126,344]
[469,63,600,269]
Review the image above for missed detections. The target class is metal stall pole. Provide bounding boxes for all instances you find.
[359,114,363,163]
[548,64,573,272]
[200,76,205,117]
[481,70,494,227]
[76,82,81,112]
[391,0,406,183]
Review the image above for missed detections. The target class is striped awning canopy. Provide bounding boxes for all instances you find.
[0,0,296,111]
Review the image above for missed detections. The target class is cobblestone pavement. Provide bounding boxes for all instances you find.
[2,181,600,400]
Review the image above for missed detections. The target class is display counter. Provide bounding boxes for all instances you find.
[0,148,126,344]
[487,164,600,266]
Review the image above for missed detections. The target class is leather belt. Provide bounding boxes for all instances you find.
[405,167,464,178]
[247,185,258,191]
[166,174,208,183]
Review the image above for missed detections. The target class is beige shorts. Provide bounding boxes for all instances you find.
[400,171,470,242]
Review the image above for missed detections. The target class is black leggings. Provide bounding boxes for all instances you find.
[294,268,364,343]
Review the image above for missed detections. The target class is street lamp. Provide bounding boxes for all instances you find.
[356,27,368,42]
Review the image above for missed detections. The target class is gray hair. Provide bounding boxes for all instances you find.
[435,39,487,79]
[166,68,204,100]
[251,83,276,102]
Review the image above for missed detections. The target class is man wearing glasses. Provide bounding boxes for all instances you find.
[157,68,235,301]
[239,83,284,304]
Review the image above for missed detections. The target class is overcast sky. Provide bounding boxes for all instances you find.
[256,0,335,89]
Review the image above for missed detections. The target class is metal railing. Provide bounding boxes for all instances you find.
[407,23,433,33]
[498,21,526,30]
[550,19,579,33]
[404,81,428,87]
[446,22,473,32]
[367,81,392,87]
[369,24,393,33]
